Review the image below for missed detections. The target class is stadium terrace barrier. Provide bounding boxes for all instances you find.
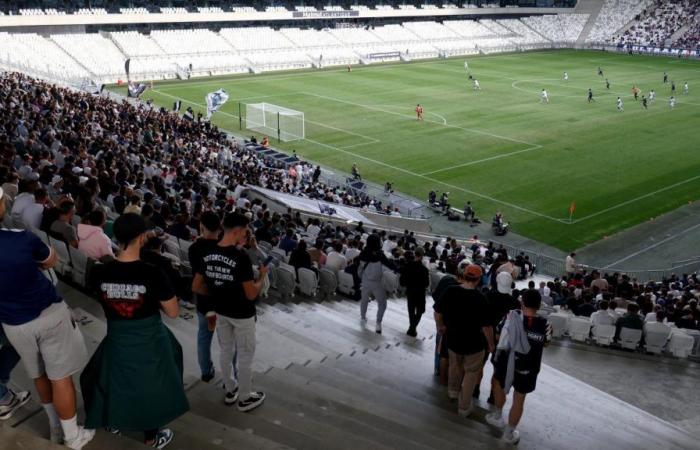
[584,43,700,60]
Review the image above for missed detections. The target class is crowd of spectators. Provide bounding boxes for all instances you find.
[542,268,700,334]
[0,72,401,244]
[673,16,700,50]
[612,0,700,48]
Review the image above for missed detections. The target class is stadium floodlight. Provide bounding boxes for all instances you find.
[245,103,305,142]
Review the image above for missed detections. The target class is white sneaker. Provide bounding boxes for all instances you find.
[485,412,505,429]
[457,405,474,418]
[0,390,31,420]
[50,426,64,444]
[64,427,95,450]
[375,323,382,334]
[447,389,459,400]
[503,429,520,445]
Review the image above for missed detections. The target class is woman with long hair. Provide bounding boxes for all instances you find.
[358,234,396,334]
[81,213,189,449]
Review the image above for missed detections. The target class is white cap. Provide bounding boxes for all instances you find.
[496,272,513,294]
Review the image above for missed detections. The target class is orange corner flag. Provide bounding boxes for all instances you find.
[568,202,576,223]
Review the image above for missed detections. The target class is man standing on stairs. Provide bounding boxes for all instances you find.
[0,187,94,449]
[195,212,268,412]
[188,211,230,383]
[434,264,495,418]
[399,248,429,337]
[486,289,551,445]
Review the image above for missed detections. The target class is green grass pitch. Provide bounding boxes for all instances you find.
[116,49,700,251]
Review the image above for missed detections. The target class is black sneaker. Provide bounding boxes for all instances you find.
[150,428,174,449]
[0,390,30,420]
[201,371,215,383]
[237,391,266,412]
[406,328,418,337]
[224,385,239,405]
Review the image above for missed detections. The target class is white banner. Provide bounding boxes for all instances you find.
[247,186,375,225]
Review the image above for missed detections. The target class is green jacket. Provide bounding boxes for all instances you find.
[80,314,189,430]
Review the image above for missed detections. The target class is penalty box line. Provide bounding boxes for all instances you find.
[152,89,565,223]
[302,136,568,224]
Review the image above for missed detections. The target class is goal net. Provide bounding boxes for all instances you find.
[245,103,305,142]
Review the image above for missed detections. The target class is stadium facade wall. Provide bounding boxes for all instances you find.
[0,7,575,28]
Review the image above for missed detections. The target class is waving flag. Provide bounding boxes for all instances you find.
[206,89,229,119]
[127,81,148,98]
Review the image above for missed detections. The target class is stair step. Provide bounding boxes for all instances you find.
[185,381,345,450]
[0,427,67,450]
[169,411,293,449]
[257,367,440,450]
[270,366,504,449]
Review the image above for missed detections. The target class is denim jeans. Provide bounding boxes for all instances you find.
[197,312,237,379]
[0,327,21,402]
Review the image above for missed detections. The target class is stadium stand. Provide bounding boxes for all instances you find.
[586,0,654,43]
[521,13,589,43]
[612,0,700,47]
[0,12,597,84]
[673,16,700,50]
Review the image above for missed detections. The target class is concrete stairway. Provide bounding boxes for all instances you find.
[3,281,700,449]
[575,0,606,45]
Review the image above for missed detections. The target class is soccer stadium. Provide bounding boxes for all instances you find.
[0,1,699,449]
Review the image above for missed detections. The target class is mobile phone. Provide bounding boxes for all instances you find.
[263,255,274,267]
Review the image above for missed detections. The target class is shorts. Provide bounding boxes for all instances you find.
[2,301,87,380]
[492,353,539,394]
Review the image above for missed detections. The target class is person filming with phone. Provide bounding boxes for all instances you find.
[192,212,269,413]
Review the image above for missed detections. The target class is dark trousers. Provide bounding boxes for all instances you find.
[407,292,426,331]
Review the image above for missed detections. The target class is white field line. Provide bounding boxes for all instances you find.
[152,89,379,144]
[338,141,379,150]
[302,91,540,147]
[602,221,700,269]
[420,144,544,175]
[428,111,448,125]
[155,89,563,222]
[300,136,568,223]
[572,174,700,224]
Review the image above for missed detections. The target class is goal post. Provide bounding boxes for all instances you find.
[244,102,305,142]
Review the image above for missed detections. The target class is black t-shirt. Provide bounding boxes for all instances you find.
[188,238,219,275]
[496,314,551,374]
[91,260,175,321]
[202,244,256,319]
[188,238,219,314]
[486,290,520,327]
[434,285,490,355]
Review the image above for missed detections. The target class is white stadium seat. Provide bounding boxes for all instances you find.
[619,328,642,350]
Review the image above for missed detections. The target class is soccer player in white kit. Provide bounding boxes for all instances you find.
[669,96,676,109]
[473,79,481,91]
[540,89,549,103]
[464,61,469,72]
[649,90,655,102]
[563,72,568,81]
[616,97,623,112]
[684,82,689,94]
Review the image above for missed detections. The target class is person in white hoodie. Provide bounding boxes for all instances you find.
[77,209,114,262]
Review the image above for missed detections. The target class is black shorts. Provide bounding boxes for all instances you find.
[492,353,539,394]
